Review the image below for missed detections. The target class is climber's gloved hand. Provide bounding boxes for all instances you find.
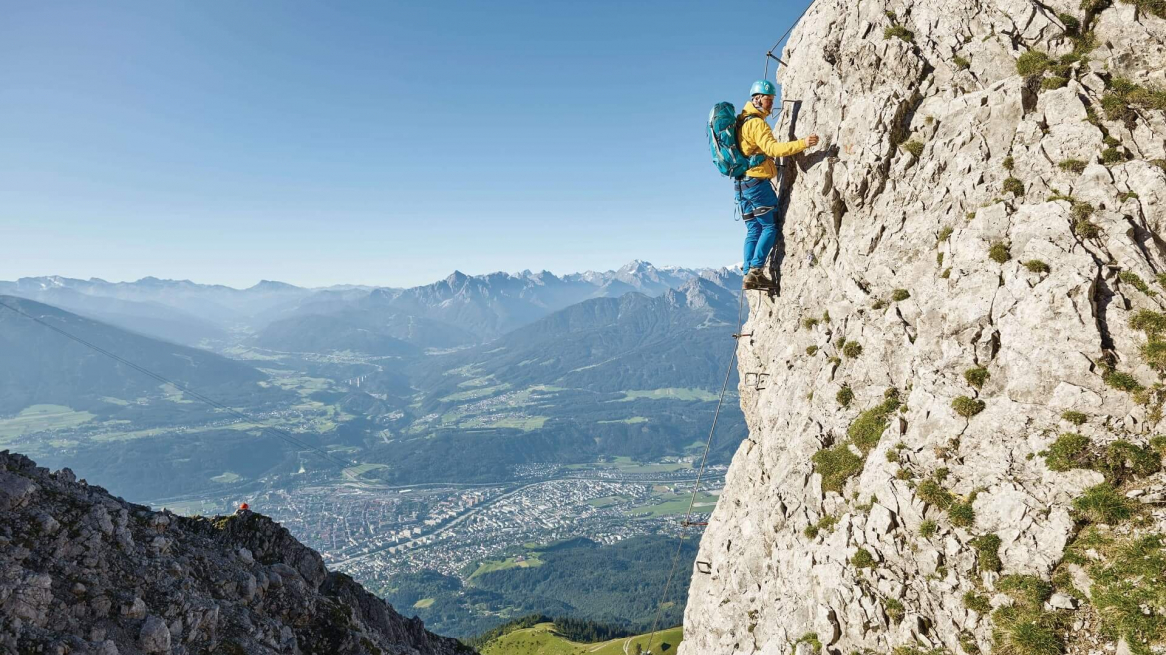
[805,134,820,148]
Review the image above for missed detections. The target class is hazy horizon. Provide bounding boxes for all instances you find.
[1,258,740,291]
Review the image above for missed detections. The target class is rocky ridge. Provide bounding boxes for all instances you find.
[682,1,1166,654]
[0,451,469,655]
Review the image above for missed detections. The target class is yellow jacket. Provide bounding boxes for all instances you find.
[738,102,808,179]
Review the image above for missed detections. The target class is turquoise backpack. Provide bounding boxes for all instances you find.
[707,102,766,179]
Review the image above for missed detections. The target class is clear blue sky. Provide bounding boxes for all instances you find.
[1,0,809,288]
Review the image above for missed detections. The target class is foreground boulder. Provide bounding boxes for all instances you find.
[682,0,1166,653]
[0,450,470,655]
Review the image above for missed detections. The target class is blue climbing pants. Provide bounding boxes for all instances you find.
[735,177,779,273]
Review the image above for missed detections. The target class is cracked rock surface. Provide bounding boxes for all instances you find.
[0,451,469,655]
[682,1,1166,653]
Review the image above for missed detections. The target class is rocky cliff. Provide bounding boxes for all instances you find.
[682,1,1166,654]
[0,451,469,655]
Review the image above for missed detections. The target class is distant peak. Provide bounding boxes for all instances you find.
[249,280,300,291]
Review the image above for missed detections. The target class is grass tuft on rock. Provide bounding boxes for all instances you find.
[916,479,954,509]
[919,520,937,538]
[852,547,876,568]
[892,289,911,302]
[1104,369,1143,392]
[1061,410,1088,425]
[1119,271,1156,297]
[972,533,1003,572]
[952,396,986,418]
[989,242,1011,263]
[1072,483,1137,525]
[1016,49,1051,76]
[1058,159,1087,173]
[884,25,915,42]
[848,397,901,451]
[964,367,990,388]
[902,140,924,158]
[1088,534,1166,654]
[812,444,864,493]
[1074,218,1101,239]
[949,501,976,528]
[1024,260,1051,274]
[806,345,819,356]
[1003,177,1025,197]
[963,592,991,613]
[953,55,970,70]
[843,340,863,359]
[836,385,854,408]
[884,597,905,623]
[1042,432,1092,472]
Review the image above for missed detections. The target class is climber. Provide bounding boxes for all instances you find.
[736,80,819,290]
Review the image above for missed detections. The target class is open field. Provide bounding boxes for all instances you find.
[598,416,648,425]
[481,623,683,655]
[617,388,718,402]
[468,553,545,581]
[630,491,720,517]
[0,405,95,442]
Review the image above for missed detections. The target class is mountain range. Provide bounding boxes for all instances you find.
[0,261,747,499]
[1,261,741,348]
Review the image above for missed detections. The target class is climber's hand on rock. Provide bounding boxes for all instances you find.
[805,134,820,148]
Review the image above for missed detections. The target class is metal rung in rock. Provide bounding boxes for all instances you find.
[744,372,769,389]
[695,560,712,574]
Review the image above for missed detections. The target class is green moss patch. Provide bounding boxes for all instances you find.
[812,444,864,493]
[843,340,863,359]
[848,396,901,451]
[949,501,976,528]
[885,25,915,42]
[1042,433,1092,472]
[972,533,1003,572]
[1024,260,1050,274]
[1017,50,1051,76]
[964,367,990,388]
[836,385,854,408]
[916,479,954,509]
[953,396,986,418]
[853,547,876,568]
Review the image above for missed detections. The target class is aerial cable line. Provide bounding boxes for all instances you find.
[644,2,821,649]
[643,290,746,655]
[762,0,822,78]
[0,299,362,481]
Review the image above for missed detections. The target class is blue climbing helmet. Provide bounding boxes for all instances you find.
[750,79,777,97]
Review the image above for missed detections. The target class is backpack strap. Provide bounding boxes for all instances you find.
[735,114,762,152]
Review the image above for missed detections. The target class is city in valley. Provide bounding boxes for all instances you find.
[160,458,725,594]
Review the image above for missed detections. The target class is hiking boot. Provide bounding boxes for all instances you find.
[743,270,778,290]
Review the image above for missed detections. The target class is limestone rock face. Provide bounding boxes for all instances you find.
[682,1,1166,653]
[0,451,469,655]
